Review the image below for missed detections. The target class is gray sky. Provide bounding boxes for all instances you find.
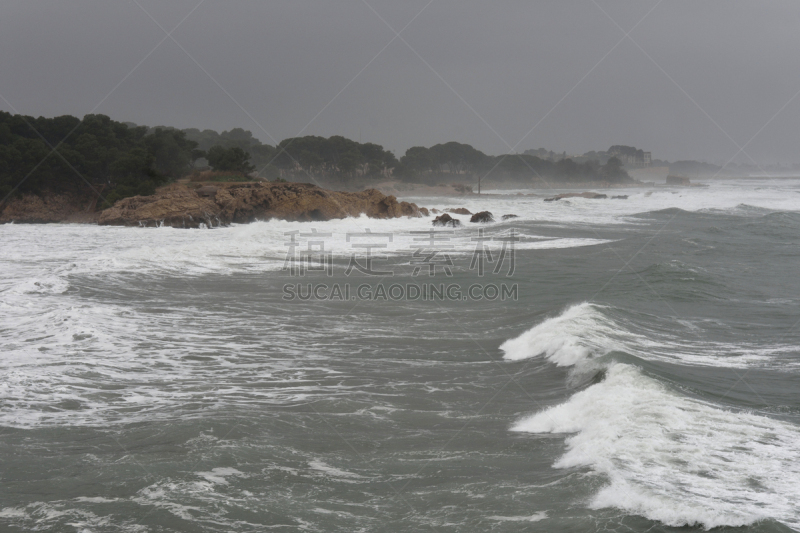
[1,1,799,165]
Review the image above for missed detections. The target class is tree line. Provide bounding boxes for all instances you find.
[0,112,632,208]
[395,141,630,184]
[0,112,204,207]
[185,133,630,185]
[181,128,399,182]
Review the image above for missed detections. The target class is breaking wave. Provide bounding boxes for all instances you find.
[505,303,800,530]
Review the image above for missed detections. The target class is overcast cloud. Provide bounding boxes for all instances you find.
[1,1,799,165]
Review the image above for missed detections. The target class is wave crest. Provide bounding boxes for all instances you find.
[499,302,786,369]
[499,303,625,366]
[512,363,800,529]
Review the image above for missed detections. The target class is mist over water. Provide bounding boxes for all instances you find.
[2,179,800,531]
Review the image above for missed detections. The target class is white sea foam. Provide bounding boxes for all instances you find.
[0,502,142,533]
[0,213,614,281]
[505,300,800,529]
[196,467,245,485]
[0,212,619,430]
[5,178,797,281]
[0,282,354,428]
[512,363,800,530]
[472,179,800,226]
[488,512,547,522]
[500,302,789,369]
[308,460,365,480]
[500,303,622,366]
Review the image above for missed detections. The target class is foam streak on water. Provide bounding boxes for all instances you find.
[505,302,800,530]
[513,363,800,529]
[501,302,791,369]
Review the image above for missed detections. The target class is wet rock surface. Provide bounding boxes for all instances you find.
[0,191,100,224]
[470,211,494,223]
[432,213,461,227]
[98,182,424,228]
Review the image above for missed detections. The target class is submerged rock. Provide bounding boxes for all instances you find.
[611,195,628,200]
[432,213,461,227]
[470,211,494,223]
[446,207,472,215]
[501,214,519,220]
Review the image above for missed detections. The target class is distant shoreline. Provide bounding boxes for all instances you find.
[0,177,728,226]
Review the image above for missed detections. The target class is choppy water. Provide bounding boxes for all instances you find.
[1,179,799,532]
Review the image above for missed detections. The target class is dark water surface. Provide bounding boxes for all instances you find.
[1,181,799,531]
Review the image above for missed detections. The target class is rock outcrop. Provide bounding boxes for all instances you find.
[446,207,472,215]
[98,182,424,228]
[196,185,218,198]
[470,211,494,223]
[432,213,461,227]
[544,192,608,202]
[0,191,100,224]
[97,188,222,228]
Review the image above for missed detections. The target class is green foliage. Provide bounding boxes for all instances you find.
[182,127,276,177]
[429,142,489,174]
[273,135,397,181]
[143,128,199,177]
[393,142,630,183]
[99,175,162,209]
[206,146,256,173]
[0,111,634,209]
[608,145,645,159]
[399,146,432,173]
[397,142,490,183]
[0,112,198,207]
[398,141,632,184]
[601,156,629,182]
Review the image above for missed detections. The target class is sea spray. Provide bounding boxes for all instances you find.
[511,363,800,529]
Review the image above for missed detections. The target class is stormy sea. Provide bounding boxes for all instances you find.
[2,179,799,532]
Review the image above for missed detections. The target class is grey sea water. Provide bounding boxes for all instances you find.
[1,180,799,532]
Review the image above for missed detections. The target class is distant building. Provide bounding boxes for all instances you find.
[608,145,651,168]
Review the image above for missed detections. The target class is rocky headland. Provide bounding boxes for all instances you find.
[100,182,426,228]
[1,182,627,229]
[0,182,426,228]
